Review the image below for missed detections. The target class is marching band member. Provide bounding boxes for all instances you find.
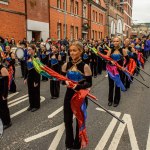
[4,45,16,93]
[62,41,92,149]
[0,58,12,129]
[24,44,41,112]
[106,37,127,107]
[49,44,60,99]
[40,43,49,81]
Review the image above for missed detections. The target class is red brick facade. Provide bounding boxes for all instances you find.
[49,0,82,40]
[121,0,133,38]
[27,0,49,23]
[49,0,107,40]
[0,0,26,42]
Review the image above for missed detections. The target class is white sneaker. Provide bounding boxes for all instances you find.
[105,74,108,77]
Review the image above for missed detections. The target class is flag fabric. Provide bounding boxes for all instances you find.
[106,64,126,91]
[71,89,89,148]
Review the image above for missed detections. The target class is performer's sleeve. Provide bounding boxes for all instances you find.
[74,76,92,91]
[61,71,66,85]
[2,76,9,98]
[8,59,15,67]
[124,55,130,67]
[24,63,28,80]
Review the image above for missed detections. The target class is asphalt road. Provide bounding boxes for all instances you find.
[0,61,150,150]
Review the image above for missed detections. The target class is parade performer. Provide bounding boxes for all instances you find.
[59,44,67,66]
[0,58,12,129]
[48,44,60,99]
[82,45,90,65]
[4,45,16,93]
[40,43,49,81]
[61,41,92,149]
[106,37,127,107]
[20,42,28,78]
[24,44,41,112]
[123,39,136,89]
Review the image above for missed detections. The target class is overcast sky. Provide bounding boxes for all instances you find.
[132,0,150,23]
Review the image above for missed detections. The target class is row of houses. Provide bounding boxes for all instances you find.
[0,0,133,42]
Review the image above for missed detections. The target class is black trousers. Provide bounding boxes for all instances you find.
[20,60,25,77]
[90,62,97,77]
[50,80,60,97]
[27,79,40,109]
[108,76,121,104]
[64,90,81,149]
[97,57,103,74]
[0,99,11,125]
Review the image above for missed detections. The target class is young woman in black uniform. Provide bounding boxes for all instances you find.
[62,41,92,149]
[49,45,60,99]
[107,37,127,107]
[5,45,16,93]
[24,44,41,112]
[0,60,12,129]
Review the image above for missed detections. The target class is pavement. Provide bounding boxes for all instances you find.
[0,61,150,150]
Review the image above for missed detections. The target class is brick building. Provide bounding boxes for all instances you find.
[88,0,107,40]
[0,0,26,42]
[49,0,107,40]
[120,0,133,38]
[26,0,49,42]
[104,0,124,39]
[49,0,82,40]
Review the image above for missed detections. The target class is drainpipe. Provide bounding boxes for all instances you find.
[24,0,27,39]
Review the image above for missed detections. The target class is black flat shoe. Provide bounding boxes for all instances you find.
[113,103,119,107]
[3,122,12,130]
[108,102,112,106]
[31,108,39,112]
[27,107,32,111]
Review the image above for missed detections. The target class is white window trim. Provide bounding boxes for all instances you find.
[0,1,8,5]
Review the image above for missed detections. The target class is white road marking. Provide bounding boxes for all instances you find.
[8,92,19,99]
[24,123,64,142]
[106,114,139,150]
[146,125,150,150]
[48,123,65,150]
[8,94,28,105]
[8,97,28,108]
[48,106,63,118]
[10,96,45,118]
[95,108,121,150]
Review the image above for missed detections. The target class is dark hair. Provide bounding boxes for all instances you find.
[29,44,37,51]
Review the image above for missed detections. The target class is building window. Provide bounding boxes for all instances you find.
[70,26,74,41]
[57,23,62,40]
[92,30,94,39]
[75,1,78,15]
[83,6,87,18]
[96,12,97,22]
[57,0,61,9]
[95,31,97,40]
[93,10,95,21]
[63,0,67,10]
[70,0,74,14]
[63,24,67,39]
[75,27,78,40]
[101,14,103,24]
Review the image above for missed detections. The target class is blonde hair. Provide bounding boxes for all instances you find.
[70,41,83,52]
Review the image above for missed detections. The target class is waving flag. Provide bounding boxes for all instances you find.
[71,89,89,148]
[106,64,126,91]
